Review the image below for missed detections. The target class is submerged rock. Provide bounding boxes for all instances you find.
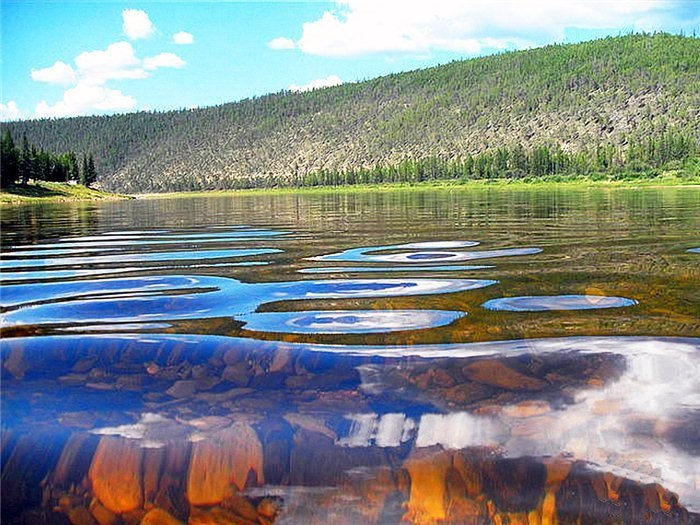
[166,380,197,399]
[67,507,96,525]
[463,360,547,391]
[88,500,120,525]
[88,437,143,514]
[140,508,183,525]
[187,423,263,506]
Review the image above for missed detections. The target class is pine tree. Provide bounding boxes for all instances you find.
[86,155,97,186]
[66,152,79,182]
[1,130,19,187]
[80,154,89,186]
[19,133,32,183]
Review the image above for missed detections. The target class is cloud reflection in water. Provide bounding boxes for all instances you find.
[482,294,638,311]
[238,309,466,334]
[2,334,698,515]
[0,274,493,328]
[309,240,542,264]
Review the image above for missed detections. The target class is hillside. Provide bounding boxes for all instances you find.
[2,33,699,193]
[0,182,127,205]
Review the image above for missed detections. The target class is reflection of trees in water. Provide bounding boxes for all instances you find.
[0,201,98,249]
[87,187,700,233]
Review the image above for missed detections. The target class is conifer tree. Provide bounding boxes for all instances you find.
[80,154,89,186]
[86,155,97,186]
[1,130,19,187]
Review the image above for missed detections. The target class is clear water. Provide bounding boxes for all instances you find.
[1,187,699,524]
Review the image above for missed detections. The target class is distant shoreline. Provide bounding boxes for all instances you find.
[134,172,700,199]
[0,181,129,205]
[2,172,698,204]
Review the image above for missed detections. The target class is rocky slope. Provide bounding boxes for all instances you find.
[3,33,698,192]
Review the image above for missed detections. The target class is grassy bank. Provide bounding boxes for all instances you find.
[135,170,700,199]
[2,171,697,204]
[0,182,130,204]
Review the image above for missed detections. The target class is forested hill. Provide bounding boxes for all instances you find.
[3,33,699,193]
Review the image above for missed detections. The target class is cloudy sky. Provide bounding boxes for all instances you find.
[2,0,698,121]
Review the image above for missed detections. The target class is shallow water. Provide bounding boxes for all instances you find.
[1,187,699,524]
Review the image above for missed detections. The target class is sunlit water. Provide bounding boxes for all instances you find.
[1,187,699,524]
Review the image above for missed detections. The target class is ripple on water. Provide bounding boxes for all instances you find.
[0,267,146,283]
[4,228,291,255]
[298,265,493,274]
[0,261,269,284]
[0,248,283,270]
[238,309,466,334]
[482,294,638,312]
[0,275,495,328]
[49,229,289,244]
[2,236,288,255]
[1,247,110,258]
[311,240,542,264]
[58,322,173,332]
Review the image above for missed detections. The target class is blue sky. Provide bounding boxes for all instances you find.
[2,0,698,121]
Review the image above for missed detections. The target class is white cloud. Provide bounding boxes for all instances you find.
[173,31,194,45]
[268,37,296,50]
[122,9,156,41]
[22,9,189,119]
[0,101,24,121]
[289,75,343,92]
[75,42,147,85]
[35,83,137,118]
[285,0,684,57]
[29,40,186,118]
[30,61,77,85]
[143,53,186,71]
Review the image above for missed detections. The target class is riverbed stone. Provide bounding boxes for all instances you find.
[222,366,250,386]
[140,508,184,525]
[187,423,263,506]
[166,380,197,399]
[502,400,552,418]
[88,437,143,514]
[188,506,256,525]
[68,506,97,525]
[88,499,120,525]
[3,347,29,379]
[463,360,547,391]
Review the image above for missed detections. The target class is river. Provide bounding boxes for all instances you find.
[2,186,699,524]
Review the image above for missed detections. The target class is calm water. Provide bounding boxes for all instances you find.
[1,187,699,524]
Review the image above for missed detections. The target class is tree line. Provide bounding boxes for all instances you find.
[0,130,97,188]
[160,131,695,191]
[1,33,697,193]
[295,132,697,188]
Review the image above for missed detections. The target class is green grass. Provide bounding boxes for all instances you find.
[0,181,130,204]
[2,171,697,204]
[135,170,700,199]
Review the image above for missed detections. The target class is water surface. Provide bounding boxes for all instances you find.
[2,187,699,524]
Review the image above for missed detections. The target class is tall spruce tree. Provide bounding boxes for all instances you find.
[80,153,89,186]
[86,155,97,186]
[1,130,19,187]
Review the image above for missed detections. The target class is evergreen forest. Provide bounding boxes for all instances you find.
[0,131,97,188]
[1,33,698,193]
